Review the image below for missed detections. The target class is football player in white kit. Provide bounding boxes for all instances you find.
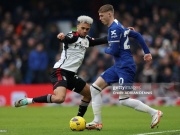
[14,15,107,117]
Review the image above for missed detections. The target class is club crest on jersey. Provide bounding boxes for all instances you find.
[111,30,117,38]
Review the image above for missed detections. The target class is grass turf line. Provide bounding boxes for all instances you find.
[1,106,180,135]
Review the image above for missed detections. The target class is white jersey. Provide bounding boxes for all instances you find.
[54,37,89,72]
[53,31,107,73]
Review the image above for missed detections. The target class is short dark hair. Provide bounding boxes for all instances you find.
[98,4,114,13]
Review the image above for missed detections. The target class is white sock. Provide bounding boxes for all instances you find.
[90,84,102,124]
[119,98,157,116]
[26,98,33,104]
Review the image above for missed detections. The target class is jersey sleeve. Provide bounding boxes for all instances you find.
[128,30,150,54]
[59,32,79,44]
[105,27,122,56]
[87,36,108,47]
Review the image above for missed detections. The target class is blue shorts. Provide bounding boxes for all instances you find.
[101,65,136,85]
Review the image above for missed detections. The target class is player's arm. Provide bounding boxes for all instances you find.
[128,30,152,61]
[128,30,150,54]
[87,36,108,46]
[104,42,120,56]
[104,28,121,56]
[57,32,78,43]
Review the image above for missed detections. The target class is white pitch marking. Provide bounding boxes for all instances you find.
[134,130,180,135]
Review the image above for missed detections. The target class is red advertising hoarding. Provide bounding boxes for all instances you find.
[0,84,53,106]
[1,83,180,106]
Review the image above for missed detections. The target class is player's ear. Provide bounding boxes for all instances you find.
[77,24,79,30]
[108,12,111,17]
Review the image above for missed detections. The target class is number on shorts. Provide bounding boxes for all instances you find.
[119,77,124,85]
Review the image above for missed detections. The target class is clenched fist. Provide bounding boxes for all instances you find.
[57,33,65,40]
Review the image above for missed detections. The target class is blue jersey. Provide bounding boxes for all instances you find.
[105,19,150,71]
[105,19,136,74]
[101,19,150,85]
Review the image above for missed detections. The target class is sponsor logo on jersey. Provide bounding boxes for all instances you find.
[74,39,88,49]
[111,30,118,38]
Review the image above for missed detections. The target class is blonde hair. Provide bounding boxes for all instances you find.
[98,4,114,14]
[77,15,93,25]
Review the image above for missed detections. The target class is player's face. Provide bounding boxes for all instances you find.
[99,12,110,26]
[77,23,91,37]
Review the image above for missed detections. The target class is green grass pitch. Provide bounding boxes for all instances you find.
[1,106,180,135]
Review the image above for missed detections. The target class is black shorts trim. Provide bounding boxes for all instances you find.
[50,68,86,93]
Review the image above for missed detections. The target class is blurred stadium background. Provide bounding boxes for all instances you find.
[0,0,180,106]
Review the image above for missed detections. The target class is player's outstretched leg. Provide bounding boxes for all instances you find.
[14,94,53,107]
[15,87,66,107]
[119,96,163,128]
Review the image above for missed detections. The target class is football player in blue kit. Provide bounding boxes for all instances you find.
[86,4,163,130]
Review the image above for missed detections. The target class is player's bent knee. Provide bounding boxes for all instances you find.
[84,94,91,101]
[90,83,102,94]
[53,96,65,104]
[80,87,91,101]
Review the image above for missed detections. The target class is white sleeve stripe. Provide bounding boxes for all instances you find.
[109,40,120,43]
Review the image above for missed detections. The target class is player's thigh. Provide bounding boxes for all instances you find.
[100,66,119,86]
[67,75,86,93]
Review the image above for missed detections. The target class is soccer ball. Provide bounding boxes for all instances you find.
[69,116,86,131]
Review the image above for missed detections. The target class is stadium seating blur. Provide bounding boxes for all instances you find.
[0,0,179,84]
[0,0,180,106]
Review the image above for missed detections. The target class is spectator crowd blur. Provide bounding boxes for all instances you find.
[0,0,179,86]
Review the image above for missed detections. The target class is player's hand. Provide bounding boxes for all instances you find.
[144,53,152,62]
[128,27,135,31]
[57,33,65,40]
